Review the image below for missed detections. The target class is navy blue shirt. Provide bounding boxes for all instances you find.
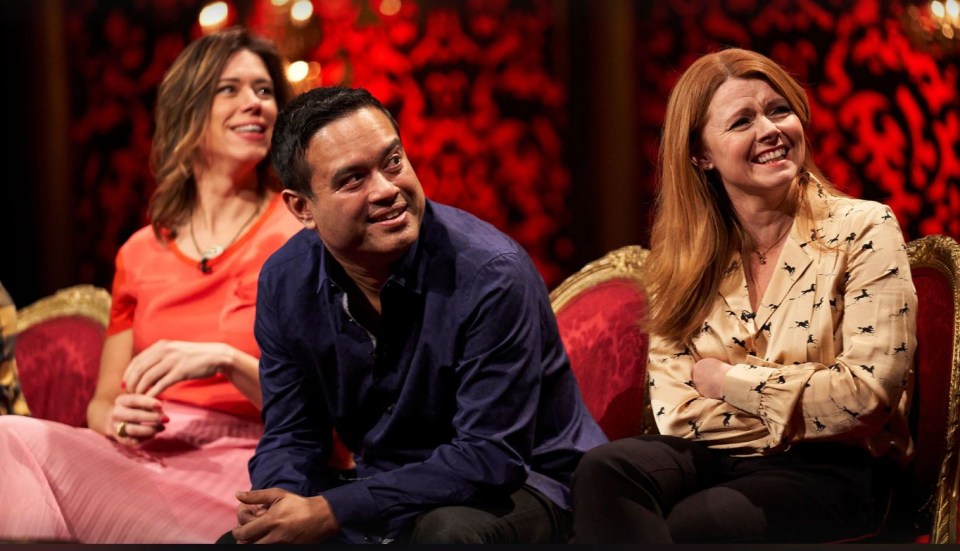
[250,201,606,541]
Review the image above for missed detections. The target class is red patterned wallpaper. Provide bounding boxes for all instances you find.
[252,0,574,286]
[66,0,572,289]
[634,0,960,242]
[66,0,203,287]
[63,0,959,293]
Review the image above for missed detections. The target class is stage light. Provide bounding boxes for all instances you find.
[198,1,230,33]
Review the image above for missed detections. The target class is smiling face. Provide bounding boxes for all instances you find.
[199,49,278,172]
[283,106,426,271]
[698,77,805,203]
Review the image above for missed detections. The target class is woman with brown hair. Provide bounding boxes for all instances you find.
[571,48,916,543]
[0,27,300,542]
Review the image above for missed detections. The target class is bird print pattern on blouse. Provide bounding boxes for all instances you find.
[647,194,917,463]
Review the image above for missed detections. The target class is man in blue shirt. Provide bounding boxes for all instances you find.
[228,86,606,544]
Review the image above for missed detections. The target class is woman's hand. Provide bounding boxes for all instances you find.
[105,392,167,446]
[692,357,733,399]
[122,340,233,397]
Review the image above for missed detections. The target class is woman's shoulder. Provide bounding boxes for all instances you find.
[117,225,164,257]
[819,195,894,229]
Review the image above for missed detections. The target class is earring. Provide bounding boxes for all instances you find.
[692,157,713,170]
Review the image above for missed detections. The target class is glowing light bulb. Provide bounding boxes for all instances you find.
[380,0,401,16]
[290,0,313,23]
[198,1,229,31]
[946,0,960,19]
[932,0,945,19]
[287,61,309,83]
[270,0,290,5]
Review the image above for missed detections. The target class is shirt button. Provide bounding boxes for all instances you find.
[386,404,394,413]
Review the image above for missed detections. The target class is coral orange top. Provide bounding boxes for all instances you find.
[107,193,302,422]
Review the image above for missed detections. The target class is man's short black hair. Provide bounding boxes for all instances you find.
[271,86,400,196]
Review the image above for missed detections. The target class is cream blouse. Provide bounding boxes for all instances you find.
[648,196,917,464]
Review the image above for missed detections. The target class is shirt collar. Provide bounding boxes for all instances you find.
[314,200,434,297]
[390,200,433,295]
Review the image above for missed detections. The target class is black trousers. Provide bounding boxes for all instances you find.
[571,434,894,544]
[217,485,570,544]
[403,485,570,543]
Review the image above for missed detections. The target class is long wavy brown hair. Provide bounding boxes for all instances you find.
[147,27,293,239]
[645,48,843,342]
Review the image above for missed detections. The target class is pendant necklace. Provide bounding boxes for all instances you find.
[753,224,792,265]
[190,198,263,274]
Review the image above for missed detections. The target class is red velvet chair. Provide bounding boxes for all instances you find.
[891,234,960,544]
[14,284,111,427]
[550,245,655,441]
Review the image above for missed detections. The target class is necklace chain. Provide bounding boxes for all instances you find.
[189,197,263,273]
[752,224,792,265]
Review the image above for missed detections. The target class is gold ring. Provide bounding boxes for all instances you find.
[116,421,128,438]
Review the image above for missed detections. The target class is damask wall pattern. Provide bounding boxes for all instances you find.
[634,0,960,242]
[64,0,960,292]
[250,0,574,285]
[66,0,209,288]
[66,0,573,289]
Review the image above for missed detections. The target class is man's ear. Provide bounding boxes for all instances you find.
[281,189,317,230]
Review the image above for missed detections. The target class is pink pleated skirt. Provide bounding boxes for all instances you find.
[0,401,261,543]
